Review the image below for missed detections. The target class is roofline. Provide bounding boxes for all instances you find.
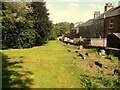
[97,14,120,20]
[108,33,120,39]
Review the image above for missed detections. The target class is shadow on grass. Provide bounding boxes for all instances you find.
[2,53,34,88]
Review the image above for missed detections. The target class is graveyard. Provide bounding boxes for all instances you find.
[1,1,120,89]
[2,40,120,88]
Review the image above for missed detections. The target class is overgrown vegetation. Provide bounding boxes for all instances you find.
[79,73,120,88]
[64,43,120,88]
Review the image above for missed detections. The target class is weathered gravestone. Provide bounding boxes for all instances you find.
[99,49,106,57]
[79,45,83,50]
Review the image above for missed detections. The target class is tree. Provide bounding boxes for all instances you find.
[49,22,72,40]
[31,2,52,45]
[70,23,74,30]
[49,24,60,40]
[2,2,36,49]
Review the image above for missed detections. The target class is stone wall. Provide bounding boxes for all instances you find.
[90,38,107,47]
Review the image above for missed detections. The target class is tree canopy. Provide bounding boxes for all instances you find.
[50,22,73,40]
[2,2,52,49]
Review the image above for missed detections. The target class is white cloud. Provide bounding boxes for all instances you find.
[89,3,104,13]
[46,2,104,23]
[67,3,79,11]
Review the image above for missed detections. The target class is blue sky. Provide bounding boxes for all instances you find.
[46,0,120,23]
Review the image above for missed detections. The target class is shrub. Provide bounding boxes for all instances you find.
[79,74,103,88]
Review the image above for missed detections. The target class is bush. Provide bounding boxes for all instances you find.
[79,74,103,88]
[103,76,120,88]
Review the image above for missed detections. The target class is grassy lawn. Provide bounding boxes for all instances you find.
[2,40,83,88]
[2,40,120,88]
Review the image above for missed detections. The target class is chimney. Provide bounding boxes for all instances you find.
[118,1,120,14]
[119,1,120,6]
[94,11,100,19]
[104,3,113,12]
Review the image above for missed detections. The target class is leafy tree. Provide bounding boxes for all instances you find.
[2,2,36,49]
[57,22,70,36]
[70,23,74,30]
[49,22,71,40]
[31,2,52,45]
[49,24,60,40]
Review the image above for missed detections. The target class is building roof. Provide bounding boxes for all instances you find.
[108,33,120,39]
[80,19,94,27]
[79,5,120,27]
[97,6,120,19]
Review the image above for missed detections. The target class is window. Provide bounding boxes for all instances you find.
[109,19,113,29]
[109,23,113,28]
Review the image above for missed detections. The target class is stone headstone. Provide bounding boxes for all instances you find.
[99,49,106,57]
[79,45,83,50]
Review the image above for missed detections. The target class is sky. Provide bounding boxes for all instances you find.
[46,0,120,24]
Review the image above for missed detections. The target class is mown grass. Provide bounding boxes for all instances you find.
[2,40,120,88]
[2,40,83,88]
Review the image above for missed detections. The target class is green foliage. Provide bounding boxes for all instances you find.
[57,22,70,36]
[2,2,52,49]
[87,48,98,53]
[70,23,74,30]
[49,24,60,40]
[106,51,119,63]
[2,2,36,49]
[31,2,52,45]
[80,73,120,88]
[80,74,103,88]
[102,76,120,88]
[50,22,71,40]
[107,54,118,60]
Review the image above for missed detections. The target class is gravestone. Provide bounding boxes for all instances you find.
[79,45,83,50]
[99,49,106,57]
